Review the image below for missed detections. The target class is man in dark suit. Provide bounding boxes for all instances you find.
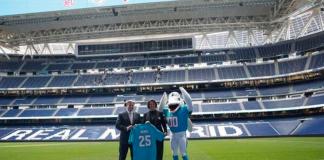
[116,100,141,160]
[143,99,168,160]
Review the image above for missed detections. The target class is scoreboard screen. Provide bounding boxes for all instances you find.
[77,38,193,57]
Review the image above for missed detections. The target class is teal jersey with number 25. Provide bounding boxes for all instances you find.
[163,104,189,133]
[128,123,164,160]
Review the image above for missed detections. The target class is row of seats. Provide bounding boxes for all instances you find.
[0,32,323,72]
[1,79,324,106]
[1,53,323,88]
[1,94,324,117]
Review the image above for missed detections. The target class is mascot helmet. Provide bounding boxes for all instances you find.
[168,92,182,112]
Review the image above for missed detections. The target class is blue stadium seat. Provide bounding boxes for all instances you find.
[278,57,307,74]
[159,70,185,83]
[258,42,291,58]
[144,94,162,101]
[78,108,114,116]
[201,54,227,63]
[46,63,71,71]
[306,94,324,105]
[292,80,324,92]
[19,109,56,117]
[229,48,256,60]
[122,59,146,68]
[262,98,304,109]
[242,101,262,110]
[293,117,324,135]
[21,61,46,71]
[188,68,215,81]
[61,96,88,104]
[259,85,290,96]
[247,63,276,77]
[47,75,77,87]
[33,96,62,105]
[12,97,35,105]
[217,66,247,79]
[234,88,258,97]
[147,58,172,66]
[174,56,198,65]
[96,61,120,69]
[204,90,233,99]
[87,95,114,104]
[102,73,128,85]
[0,77,26,88]
[309,53,324,69]
[245,123,279,136]
[132,72,156,84]
[74,74,102,86]
[0,97,15,106]
[0,61,23,72]
[1,109,23,117]
[55,108,78,116]
[201,103,241,112]
[21,76,51,88]
[295,32,324,51]
[70,62,95,70]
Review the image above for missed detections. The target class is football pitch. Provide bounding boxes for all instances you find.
[0,137,323,160]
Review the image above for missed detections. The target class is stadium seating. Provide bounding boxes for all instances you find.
[132,72,156,84]
[77,108,114,116]
[188,68,215,81]
[159,70,185,82]
[21,76,51,88]
[262,98,304,109]
[122,59,146,68]
[217,65,247,79]
[278,57,307,74]
[247,63,276,77]
[70,62,96,70]
[47,75,77,87]
[46,63,71,71]
[257,42,291,58]
[201,54,227,63]
[96,61,121,69]
[201,103,241,112]
[147,58,172,66]
[74,74,102,86]
[228,48,256,60]
[0,77,26,88]
[0,61,23,72]
[19,109,56,117]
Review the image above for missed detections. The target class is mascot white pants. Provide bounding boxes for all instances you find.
[170,131,188,160]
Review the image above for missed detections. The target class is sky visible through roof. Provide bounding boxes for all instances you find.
[0,0,173,16]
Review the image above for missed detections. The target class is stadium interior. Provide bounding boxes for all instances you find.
[0,0,324,142]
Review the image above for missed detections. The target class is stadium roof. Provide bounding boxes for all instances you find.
[0,0,323,56]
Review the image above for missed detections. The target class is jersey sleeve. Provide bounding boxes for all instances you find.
[150,124,164,141]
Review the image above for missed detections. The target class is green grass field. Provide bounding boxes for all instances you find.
[0,137,323,160]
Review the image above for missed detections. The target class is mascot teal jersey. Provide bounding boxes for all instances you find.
[128,123,164,160]
[163,104,189,133]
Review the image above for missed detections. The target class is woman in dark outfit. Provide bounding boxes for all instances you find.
[143,99,168,160]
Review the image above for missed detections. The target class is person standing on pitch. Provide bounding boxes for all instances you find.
[143,99,168,160]
[116,100,141,160]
